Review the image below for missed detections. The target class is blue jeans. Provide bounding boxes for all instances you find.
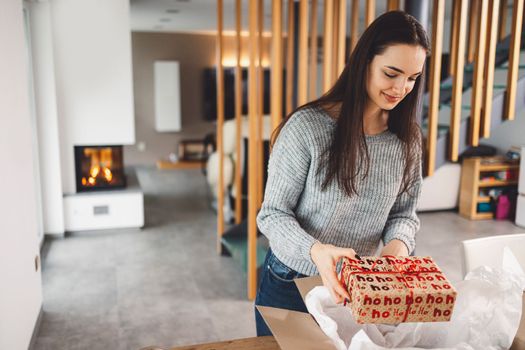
[254,249,309,336]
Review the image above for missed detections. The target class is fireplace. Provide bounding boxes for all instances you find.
[74,145,126,192]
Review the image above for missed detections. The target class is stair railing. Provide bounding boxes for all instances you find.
[426,0,446,176]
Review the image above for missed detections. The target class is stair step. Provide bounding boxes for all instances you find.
[423,31,525,171]
[421,123,449,138]
[464,65,525,72]
[440,84,505,90]
[447,51,525,78]
[495,65,525,70]
[428,81,514,128]
[221,235,268,273]
[439,103,470,110]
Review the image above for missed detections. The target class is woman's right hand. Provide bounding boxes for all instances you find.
[310,242,357,304]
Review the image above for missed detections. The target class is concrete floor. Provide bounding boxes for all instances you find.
[33,167,524,350]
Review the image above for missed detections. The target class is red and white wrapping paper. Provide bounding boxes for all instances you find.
[338,256,457,324]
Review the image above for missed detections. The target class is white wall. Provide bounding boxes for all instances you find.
[27,0,65,235]
[51,0,135,194]
[0,0,43,348]
[483,110,525,152]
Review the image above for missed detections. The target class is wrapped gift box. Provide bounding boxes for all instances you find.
[338,256,457,324]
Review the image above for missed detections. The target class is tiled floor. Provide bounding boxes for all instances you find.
[33,167,524,350]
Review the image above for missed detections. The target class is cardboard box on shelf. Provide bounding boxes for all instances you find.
[338,256,457,324]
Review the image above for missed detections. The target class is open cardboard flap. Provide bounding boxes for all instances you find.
[257,275,336,350]
[256,306,336,350]
[295,275,323,300]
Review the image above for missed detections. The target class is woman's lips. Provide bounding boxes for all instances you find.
[383,92,401,103]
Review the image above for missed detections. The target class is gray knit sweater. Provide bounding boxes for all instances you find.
[256,105,422,276]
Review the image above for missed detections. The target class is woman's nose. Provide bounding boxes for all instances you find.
[392,78,407,94]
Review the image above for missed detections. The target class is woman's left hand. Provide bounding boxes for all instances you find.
[380,239,409,256]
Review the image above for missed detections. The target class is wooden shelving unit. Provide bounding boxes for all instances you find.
[478,179,519,187]
[459,157,520,220]
[156,159,205,170]
[477,196,491,203]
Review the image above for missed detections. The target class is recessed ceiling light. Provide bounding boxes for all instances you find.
[166,9,180,14]
[159,18,172,22]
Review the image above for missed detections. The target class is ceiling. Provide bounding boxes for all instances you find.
[130,0,274,34]
[129,0,397,34]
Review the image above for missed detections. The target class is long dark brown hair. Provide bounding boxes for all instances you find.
[273,11,430,197]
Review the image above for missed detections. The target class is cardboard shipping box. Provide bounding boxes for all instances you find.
[258,277,525,350]
[257,276,335,350]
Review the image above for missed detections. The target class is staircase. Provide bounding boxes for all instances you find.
[219,217,267,273]
[422,33,525,170]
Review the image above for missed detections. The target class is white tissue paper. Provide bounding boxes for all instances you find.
[305,248,525,350]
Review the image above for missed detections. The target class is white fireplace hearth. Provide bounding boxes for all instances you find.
[63,169,144,232]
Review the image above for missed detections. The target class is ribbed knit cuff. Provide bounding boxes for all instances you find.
[383,223,416,254]
[300,236,319,266]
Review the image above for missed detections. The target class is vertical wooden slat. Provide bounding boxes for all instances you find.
[298,0,309,105]
[450,0,468,162]
[322,0,334,92]
[234,0,242,224]
[499,0,508,40]
[247,0,258,301]
[272,0,284,131]
[387,0,400,11]
[286,0,295,114]
[469,0,489,146]
[350,0,359,55]
[504,0,524,120]
[426,0,445,177]
[332,0,340,84]
[481,0,501,138]
[467,0,480,64]
[449,0,460,76]
[308,0,318,101]
[216,0,225,254]
[336,0,347,76]
[257,0,264,209]
[365,0,375,27]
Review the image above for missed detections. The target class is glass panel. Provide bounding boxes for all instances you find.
[74,146,126,192]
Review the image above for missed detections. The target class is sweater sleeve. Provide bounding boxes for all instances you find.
[256,115,318,264]
[382,151,422,254]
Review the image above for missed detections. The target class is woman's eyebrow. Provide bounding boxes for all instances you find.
[384,65,422,76]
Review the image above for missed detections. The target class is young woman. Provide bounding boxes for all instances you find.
[254,11,430,336]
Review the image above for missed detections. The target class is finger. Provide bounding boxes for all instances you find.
[333,247,357,260]
[332,280,351,302]
[319,270,346,302]
[325,269,351,301]
[328,278,351,304]
[326,280,344,304]
[328,285,344,304]
[319,275,342,303]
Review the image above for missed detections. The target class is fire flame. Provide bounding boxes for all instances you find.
[103,167,113,182]
[82,148,116,187]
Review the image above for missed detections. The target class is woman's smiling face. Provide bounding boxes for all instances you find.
[366,44,427,111]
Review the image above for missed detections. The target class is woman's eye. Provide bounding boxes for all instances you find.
[409,77,417,82]
[384,72,396,78]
